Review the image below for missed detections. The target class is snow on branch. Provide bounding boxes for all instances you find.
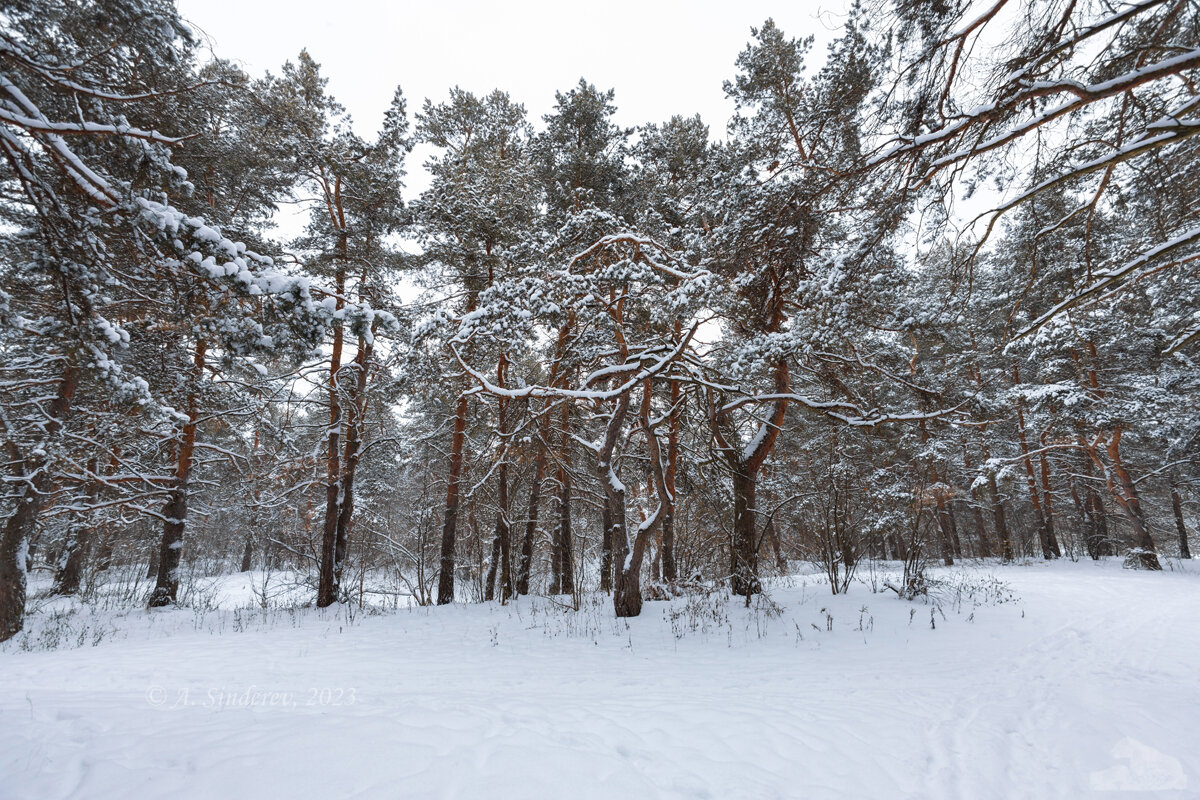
[1018,225,1200,339]
[452,323,699,403]
[719,392,964,428]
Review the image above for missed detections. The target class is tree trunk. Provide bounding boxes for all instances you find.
[90,531,112,572]
[987,470,1013,561]
[1014,372,1053,560]
[0,485,42,641]
[491,355,514,603]
[1037,432,1063,558]
[52,456,100,596]
[436,390,469,605]
[612,381,670,618]
[1172,485,1192,560]
[1067,472,1091,559]
[1086,487,1111,557]
[934,491,956,566]
[150,341,206,608]
[970,497,990,558]
[660,507,676,582]
[516,452,541,597]
[0,366,77,641]
[598,387,632,603]
[948,500,963,558]
[764,515,787,573]
[1102,427,1160,570]
[962,447,991,557]
[332,333,373,597]
[483,529,501,602]
[550,471,567,595]
[239,533,254,573]
[600,500,614,594]
[243,433,261,574]
[149,486,188,607]
[549,472,562,596]
[467,498,481,600]
[555,459,575,596]
[713,360,789,598]
[517,399,554,597]
[651,528,662,582]
[730,469,762,596]
[492,476,512,602]
[52,522,91,596]
[558,391,576,595]
[334,451,357,579]
[317,264,347,608]
[612,528,647,618]
[145,539,159,578]
[513,474,537,594]
[534,325,574,596]
[662,331,681,583]
[1078,456,1110,558]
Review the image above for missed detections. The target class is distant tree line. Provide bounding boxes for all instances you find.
[2,0,1197,639]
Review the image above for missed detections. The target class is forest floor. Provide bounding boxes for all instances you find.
[2,558,1198,799]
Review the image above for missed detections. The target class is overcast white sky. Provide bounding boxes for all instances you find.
[177,0,845,193]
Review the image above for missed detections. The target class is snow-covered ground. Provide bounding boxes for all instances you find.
[2,559,1197,799]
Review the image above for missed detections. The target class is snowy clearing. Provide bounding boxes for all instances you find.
[2,559,1198,800]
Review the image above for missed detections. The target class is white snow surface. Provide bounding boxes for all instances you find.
[2,559,1198,799]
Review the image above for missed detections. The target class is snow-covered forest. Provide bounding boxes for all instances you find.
[2,0,1199,796]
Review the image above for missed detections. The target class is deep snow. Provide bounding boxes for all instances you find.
[2,559,1198,799]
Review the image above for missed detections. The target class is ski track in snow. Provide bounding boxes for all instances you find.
[2,560,1198,800]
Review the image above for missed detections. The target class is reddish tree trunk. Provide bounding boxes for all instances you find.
[1104,428,1161,569]
[318,263,346,608]
[150,341,206,607]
